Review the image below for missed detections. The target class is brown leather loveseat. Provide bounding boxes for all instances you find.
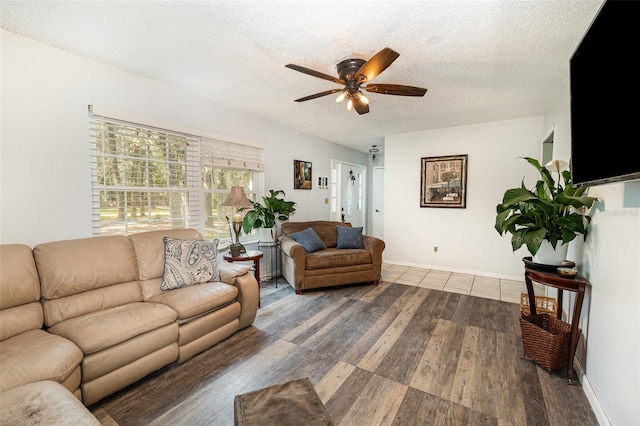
[279,221,385,294]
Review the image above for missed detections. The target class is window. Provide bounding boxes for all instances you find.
[200,137,263,241]
[89,107,264,239]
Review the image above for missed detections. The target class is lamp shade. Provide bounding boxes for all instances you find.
[221,186,253,208]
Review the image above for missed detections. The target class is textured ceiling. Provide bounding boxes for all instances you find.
[1,0,604,152]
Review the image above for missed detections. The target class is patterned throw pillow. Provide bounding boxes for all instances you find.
[161,237,220,291]
[290,228,327,254]
[337,226,364,249]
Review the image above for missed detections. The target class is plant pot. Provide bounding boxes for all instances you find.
[533,240,568,265]
[229,244,243,257]
[257,226,277,242]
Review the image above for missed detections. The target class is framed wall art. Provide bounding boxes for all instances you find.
[420,154,468,208]
[294,160,312,190]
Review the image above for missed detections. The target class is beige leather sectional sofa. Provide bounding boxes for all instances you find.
[280,221,385,294]
[0,228,259,412]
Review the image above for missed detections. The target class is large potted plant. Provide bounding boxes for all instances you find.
[241,190,297,240]
[495,157,597,265]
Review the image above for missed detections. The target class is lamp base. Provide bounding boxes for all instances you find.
[230,244,243,257]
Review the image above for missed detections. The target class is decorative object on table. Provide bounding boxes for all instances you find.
[519,293,557,317]
[293,160,312,190]
[557,267,578,278]
[221,186,254,256]
[242,189,297,241]
[420,154,468,208]
[495,157,597,265]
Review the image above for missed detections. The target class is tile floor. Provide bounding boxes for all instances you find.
[381,263,545,304]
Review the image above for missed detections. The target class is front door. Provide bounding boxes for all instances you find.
[340,164,363,228]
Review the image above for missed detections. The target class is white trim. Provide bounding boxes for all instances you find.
[88,105,264,149]
[581,373,611,426]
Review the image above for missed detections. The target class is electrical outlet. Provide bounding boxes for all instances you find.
[433,246,438,252]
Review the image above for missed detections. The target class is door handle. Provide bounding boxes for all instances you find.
[375,209,380,212]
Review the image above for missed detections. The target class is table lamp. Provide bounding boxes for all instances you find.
[220,187,254,250]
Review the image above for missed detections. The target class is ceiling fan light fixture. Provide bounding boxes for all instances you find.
[346,98,354,111]
[359,93,369,105]
[335,91,347,103]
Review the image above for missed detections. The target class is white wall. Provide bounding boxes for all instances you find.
[384,79,639,424]
[384,116,544,280]
[545,80,639,426]
[0,30,366,246]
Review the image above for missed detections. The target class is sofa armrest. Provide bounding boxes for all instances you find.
[218,262,252,285]
[362,235,386,279]
[219,263,258,329]
[279,236,306,292]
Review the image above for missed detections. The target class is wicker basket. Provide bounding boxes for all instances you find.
[520,314,572,371]
[520,293,557,316]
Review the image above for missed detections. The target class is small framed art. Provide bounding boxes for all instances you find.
[294,160,312,190]
[420,154,468,208]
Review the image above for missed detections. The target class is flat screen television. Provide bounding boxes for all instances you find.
[569,0,640,187]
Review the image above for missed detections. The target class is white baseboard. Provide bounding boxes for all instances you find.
[580,371,610,426]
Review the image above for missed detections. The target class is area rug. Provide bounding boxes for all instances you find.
[233,377,334,426]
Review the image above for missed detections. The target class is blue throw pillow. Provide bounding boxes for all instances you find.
[290,228,327,254]
[337,226,363,249]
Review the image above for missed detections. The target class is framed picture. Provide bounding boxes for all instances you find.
[420,154,468,208]
[294,160,312,190]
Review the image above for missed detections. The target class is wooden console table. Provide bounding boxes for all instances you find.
[523,260,589,384]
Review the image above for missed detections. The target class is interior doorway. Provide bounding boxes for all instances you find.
[372,166,384,239]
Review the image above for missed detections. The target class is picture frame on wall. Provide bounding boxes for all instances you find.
[420,154,468,208]
[294,160,312,190]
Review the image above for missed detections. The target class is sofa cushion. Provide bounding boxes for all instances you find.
[305,248,372,270]
[337,226,364,249]
[0,329,83,392]
[149,281,239,321]
[290,228,327,254]
[48,302,178,355]
[162,237,220,291]
[35,235,139,299]
[0,381,100,425]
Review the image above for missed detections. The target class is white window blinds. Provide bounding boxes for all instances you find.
[89,105,264,237]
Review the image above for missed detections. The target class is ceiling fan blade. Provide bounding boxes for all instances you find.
[285,64,345,84]
[364,84,427,97]
[355,48,400,83]
[353,98,370,115]
[294,89,343,102]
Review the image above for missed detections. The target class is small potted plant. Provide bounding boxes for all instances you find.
[241,190,297,240]
[495,157,597,264]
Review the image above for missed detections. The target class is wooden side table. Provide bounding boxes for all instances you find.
[523,259,589,384]
[224,250,264,307]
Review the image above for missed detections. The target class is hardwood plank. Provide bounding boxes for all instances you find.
[372,290,447,384]
[409,318,466,399]
[340,374,408,426]
[354,287,429,372]
[450,325,498,417]
[324,367,374,424]
[313,360,356,403]
[300,299,388,357]
[90,282,599,426]
[393,387,498,426]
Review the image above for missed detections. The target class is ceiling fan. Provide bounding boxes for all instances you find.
[285,47,427,115]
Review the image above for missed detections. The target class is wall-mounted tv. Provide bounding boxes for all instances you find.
[569,0,640,187]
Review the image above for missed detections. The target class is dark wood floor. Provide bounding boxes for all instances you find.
[91,279,598,425]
